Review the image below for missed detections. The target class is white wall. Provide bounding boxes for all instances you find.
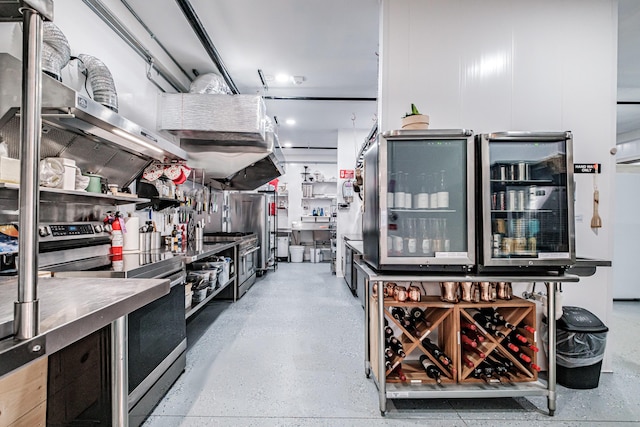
[380,0,618,370]
[336,128,367,277]
[613,170,640,299]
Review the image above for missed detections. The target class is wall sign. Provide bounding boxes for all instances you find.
[574,163,601,174]
[340,169,355,179]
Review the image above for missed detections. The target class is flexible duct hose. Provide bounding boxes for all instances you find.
[77,54,119,112]
[42,22,71,81]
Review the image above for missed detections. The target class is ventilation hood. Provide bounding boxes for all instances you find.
[0,53,188,188]
[159,93,284,190]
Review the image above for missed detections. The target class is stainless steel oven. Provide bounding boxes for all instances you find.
[38,222,187,427]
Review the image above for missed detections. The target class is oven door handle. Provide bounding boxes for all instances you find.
[241,246,260,257]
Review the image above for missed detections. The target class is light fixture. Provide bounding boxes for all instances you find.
[112,128,163,153]
[284,142,292,148]
[285,119,296,126]
[275,73,290,83]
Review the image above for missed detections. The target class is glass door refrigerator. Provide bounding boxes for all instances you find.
[477,131,575,272]
[363,129,476,272]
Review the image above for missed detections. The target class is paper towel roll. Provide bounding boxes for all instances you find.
[123,216,139,251]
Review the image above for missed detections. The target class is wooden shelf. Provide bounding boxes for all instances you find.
[371,292,538,389]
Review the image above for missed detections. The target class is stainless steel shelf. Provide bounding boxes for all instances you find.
[185,275,235,319]
[181,242,237,264]
[0,183,150,205]
[391,208,456,213]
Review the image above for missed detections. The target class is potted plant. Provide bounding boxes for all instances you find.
[401,103,430,129]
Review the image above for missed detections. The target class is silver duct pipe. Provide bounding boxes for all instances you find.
[77,53,119,112]
[41,22,71,81]
[15,7,44,341]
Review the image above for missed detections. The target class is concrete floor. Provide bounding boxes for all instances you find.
[144,263,640,426]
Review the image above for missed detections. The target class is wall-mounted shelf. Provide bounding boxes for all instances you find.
[0,183,150,206]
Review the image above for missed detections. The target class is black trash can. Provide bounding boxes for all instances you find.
[544,306,609,389]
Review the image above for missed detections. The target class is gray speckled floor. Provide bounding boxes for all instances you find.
[144,263,640,426]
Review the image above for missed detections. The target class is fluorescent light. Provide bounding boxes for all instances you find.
[284,142,292,148]
[275,73,290,83]
[285,119,296,125]
[112,128,163,153]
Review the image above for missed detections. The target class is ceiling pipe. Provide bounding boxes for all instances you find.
[83,0,189,93]
[263,96,377,102]
[175,0,240,94]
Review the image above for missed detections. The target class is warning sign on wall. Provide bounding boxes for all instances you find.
[340,169,355,179]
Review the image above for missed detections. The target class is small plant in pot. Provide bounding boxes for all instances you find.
[401,103,430,130]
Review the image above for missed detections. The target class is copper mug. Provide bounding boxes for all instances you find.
[384,282,397,298]
[497,282,513,300]
[440,281,458,303]
[479,282,495,302]
[394,284,408,302]
[459,282,475,302]
[408,285,421,302]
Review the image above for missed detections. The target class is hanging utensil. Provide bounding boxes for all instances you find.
[590,166,602,229]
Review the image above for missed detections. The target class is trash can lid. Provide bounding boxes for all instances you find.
[557,306,609,333]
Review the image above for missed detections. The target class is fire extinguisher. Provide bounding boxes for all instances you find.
[104,211,124,255]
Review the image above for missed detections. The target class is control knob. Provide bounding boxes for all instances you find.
[93,224,103,233]
[103,223,112,233]
[38,226,50,237]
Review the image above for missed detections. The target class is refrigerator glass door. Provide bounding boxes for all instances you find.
[482,134,573,266]
[380,131,474,266]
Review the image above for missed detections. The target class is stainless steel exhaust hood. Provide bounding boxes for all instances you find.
[159,93,285,190]
[0,53,188,188]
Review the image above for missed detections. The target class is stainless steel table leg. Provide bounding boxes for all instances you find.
[377,280,387,415]
[112,315,129,427]
[546,281,557,416]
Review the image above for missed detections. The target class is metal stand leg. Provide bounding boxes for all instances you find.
[364,276,371,378]
[112,316,129,427]
[377,280,387,415]
[546,282,557,416]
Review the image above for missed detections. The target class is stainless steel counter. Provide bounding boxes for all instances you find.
[0,276,169,377]
[181,242,237,264]
[567,257,612,277]
[345,240,363,255]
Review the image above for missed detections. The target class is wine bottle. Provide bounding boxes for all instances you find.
[519,323,536,334]
[384,354,392,370]
[480,308,517,330]
[419,355,443,384]
[506,334,539,352]
[391,307,406,321]
[491,329,507,339]
[484,358,512,381]
[385,346,395,359]
[387,336,406,357]
[460,333,477,348]
[478,362,502,382]
[461,353,475,368]
[463,343,486,358]
[462,328,485,343]
[410,307,424,319]
[384,325,394,338]
[394,170,406,208]
[421,338,452,366]
[505,343,532,364]
[470,364,493,383]
[436,170,449,208]
[460,321,477,331]
[392,364,407,381]
[467,309,497,332]
[529,362,542,372]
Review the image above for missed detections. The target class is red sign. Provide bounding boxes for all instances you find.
[340,169,354,179]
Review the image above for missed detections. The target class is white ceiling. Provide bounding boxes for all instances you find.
[124,0,640,157]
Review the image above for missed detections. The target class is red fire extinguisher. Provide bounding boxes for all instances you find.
[104,211,124,256]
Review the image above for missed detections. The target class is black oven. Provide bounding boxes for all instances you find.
[39,222,187,427]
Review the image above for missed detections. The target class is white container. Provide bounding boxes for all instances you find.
[0,157,20,183]
[277,236,289,258]
[290,245,304,263]
[57,158,76,190]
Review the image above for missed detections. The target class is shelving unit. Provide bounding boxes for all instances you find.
[185,275,236,319]
[0,183,150,206]
[356,260,579,416]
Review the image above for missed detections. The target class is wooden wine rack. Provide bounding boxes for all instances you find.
[370,295,538,387]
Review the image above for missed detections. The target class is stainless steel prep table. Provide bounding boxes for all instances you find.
[355,259,579,416]
[0,276,169,424]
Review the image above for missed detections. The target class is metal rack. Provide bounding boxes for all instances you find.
[355,259,580,416]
